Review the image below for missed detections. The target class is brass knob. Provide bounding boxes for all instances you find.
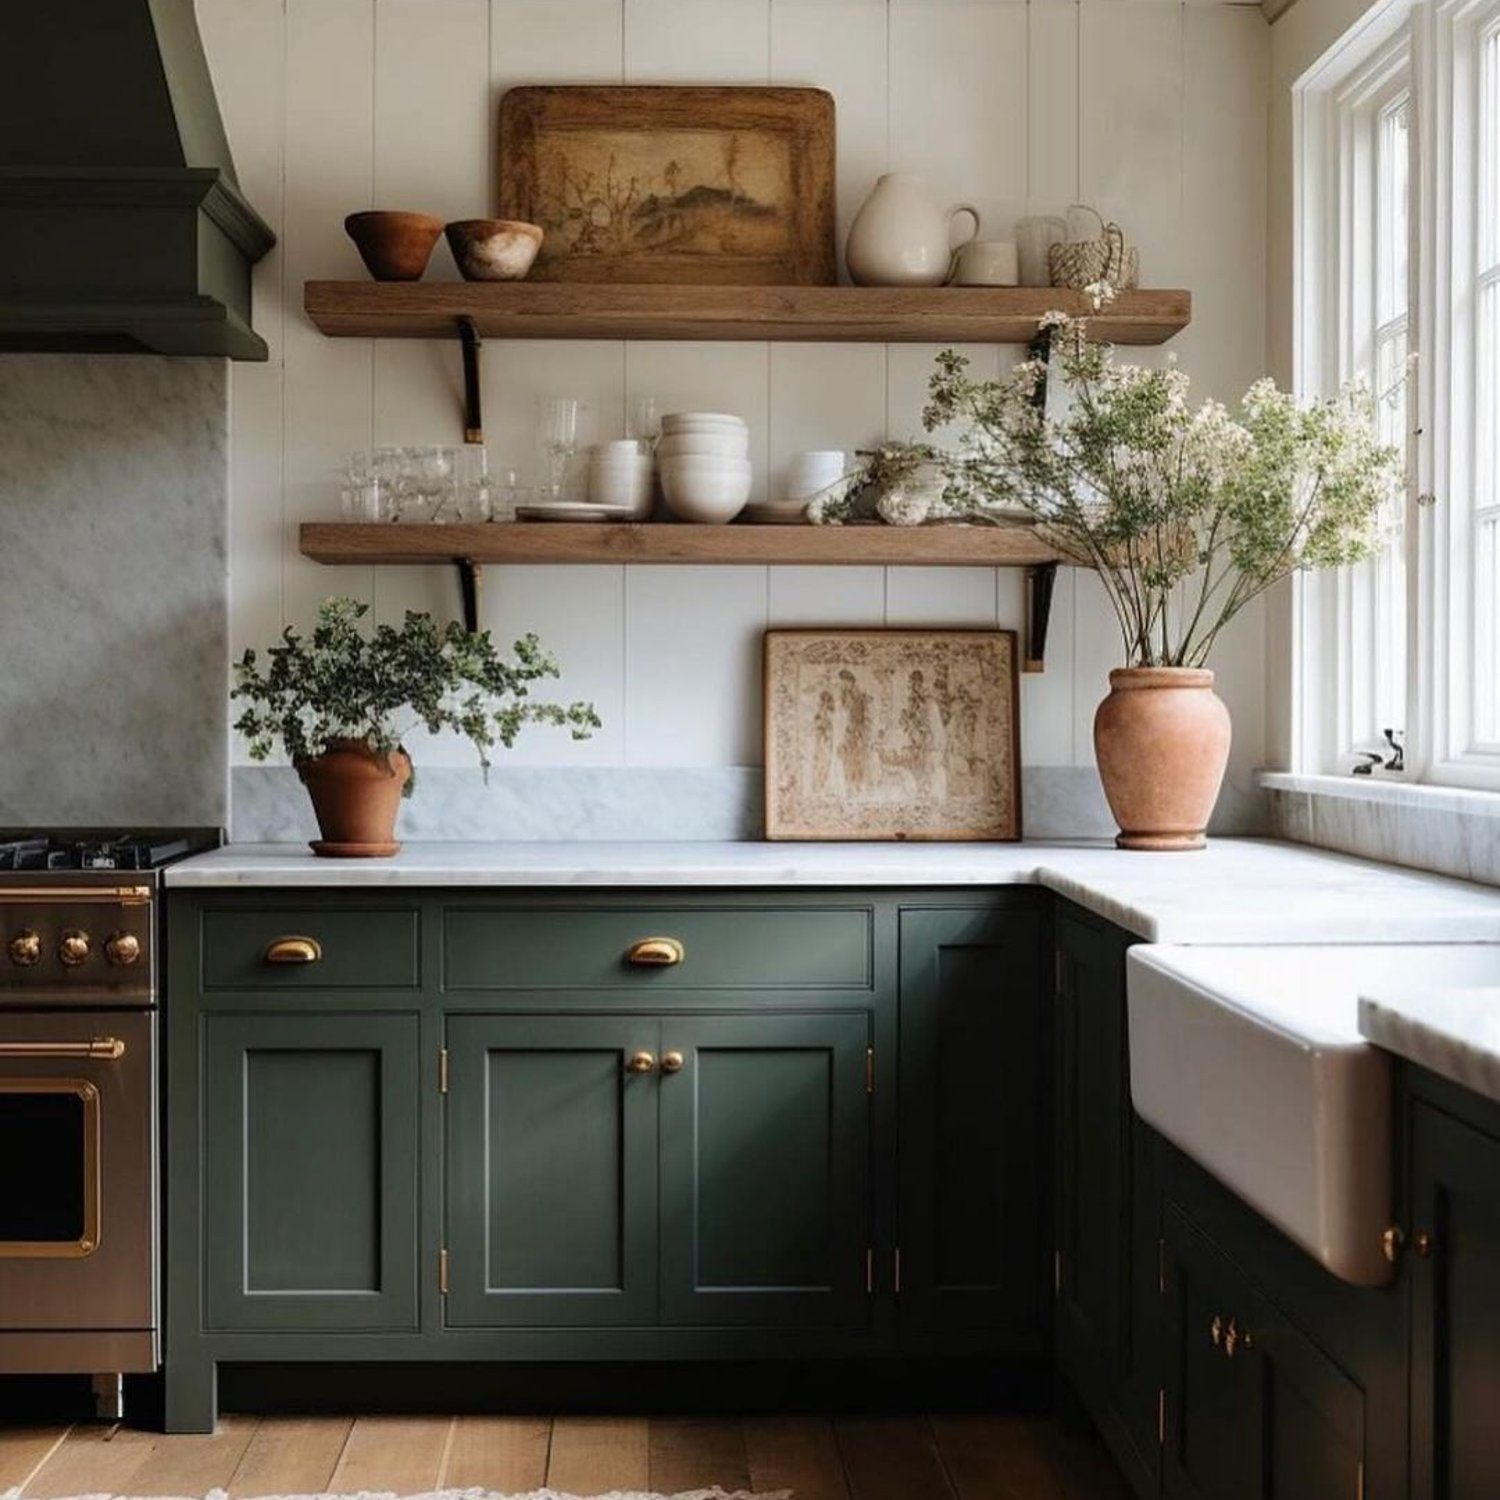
[626,937,685,967]
[265,936,322,965]
[662,1050,685,1074]
[104,931,141,967]
[626,1050,657,1074]
[8,930,41,967]
[58,929,90,967]
[1210,1314,1223,1348]
[1224,1319,1241,1358]
[1415,1229,1435,1258]
[1382,1225,1405,1263]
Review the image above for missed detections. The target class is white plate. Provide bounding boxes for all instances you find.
[516,502,639,522]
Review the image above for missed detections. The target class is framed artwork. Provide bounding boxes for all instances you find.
[764,630,1022,842]
[497,86,836,285]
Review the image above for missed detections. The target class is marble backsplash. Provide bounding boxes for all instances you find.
[231,763,1267,844]
[0,355,229,827]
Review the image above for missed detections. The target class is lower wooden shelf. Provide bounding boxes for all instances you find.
[298,520,1068,567]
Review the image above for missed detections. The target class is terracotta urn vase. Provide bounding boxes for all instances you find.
[1093,668,1231,851]
[296,738,411,857]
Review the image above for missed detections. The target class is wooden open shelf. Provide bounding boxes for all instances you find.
[303,282,1191,345]
[300,520,1068,568]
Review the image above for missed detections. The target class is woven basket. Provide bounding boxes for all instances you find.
[1049,215,1129,290]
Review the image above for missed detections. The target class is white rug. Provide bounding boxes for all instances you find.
[8,1489,791,1500]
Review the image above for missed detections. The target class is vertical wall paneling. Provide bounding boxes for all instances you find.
[280,0,377,635]
[207,0,1272,790]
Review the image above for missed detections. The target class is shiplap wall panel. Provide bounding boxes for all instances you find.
[201,0,1271,778]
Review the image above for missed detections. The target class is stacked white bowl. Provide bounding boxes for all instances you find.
[585,439,654,516]
[656,413,752,523]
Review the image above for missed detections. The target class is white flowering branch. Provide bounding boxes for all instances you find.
[922,310,1405,669]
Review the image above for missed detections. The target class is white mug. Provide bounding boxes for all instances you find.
[951,239,1019,286]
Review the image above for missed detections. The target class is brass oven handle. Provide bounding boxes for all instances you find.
[0,1039,126,1060]
[626,937,685,967]
[0,885,151,905]
[265,936,323,965]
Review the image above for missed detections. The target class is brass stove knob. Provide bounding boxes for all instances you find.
[58,929,91,967]
[8,930,41,967]
[104,931,142,967]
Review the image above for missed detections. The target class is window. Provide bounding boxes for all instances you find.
[1295,0,1500,790]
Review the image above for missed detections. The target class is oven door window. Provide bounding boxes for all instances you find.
[0,1080,101,1257]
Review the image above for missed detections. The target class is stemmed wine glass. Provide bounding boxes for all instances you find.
[539,398,582,500]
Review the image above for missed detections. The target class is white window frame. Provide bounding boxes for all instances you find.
[1293,0,1500,792]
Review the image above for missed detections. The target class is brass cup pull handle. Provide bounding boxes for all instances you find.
[626,937,685,967]
[265,936,323,965]
[626,1050,657,1075]
[662,1050,685,1074]
[0,1039,125,1061]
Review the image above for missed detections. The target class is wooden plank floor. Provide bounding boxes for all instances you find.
[7,1414,1132,1498]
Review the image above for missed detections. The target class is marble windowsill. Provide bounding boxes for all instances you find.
[1261,771,1500,888]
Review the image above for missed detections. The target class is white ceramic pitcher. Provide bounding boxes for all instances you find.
[844,174,981,287]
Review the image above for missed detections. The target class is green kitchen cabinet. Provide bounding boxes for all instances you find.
[1408,1097,1500,1500]
[896,900,1048,1351]
[1054,902,1160,1482]
[443,1013,660,1328]
[658,1011,872,1328]
[1161,1200,1366,1500]
[201,1011,422,1332]
[444,1010,872,1332]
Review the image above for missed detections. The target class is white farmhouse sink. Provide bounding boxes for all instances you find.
[1128,944,1500,1286]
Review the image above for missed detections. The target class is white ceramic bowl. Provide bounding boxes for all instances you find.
[592,439,650,460]
[587,467,653,512]
[655,431,750,460]
[661,412,748,434]
[659,460,753,522]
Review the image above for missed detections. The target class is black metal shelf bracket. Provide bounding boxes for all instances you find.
[1025,562,1058,673]
[456,557,482,633]
[458,316,483,444]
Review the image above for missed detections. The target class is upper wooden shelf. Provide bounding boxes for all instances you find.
[300,521,1068,568]
[303,282,1191,345]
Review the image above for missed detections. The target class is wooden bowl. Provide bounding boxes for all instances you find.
[445,218,544,281]
[344,210,444,281]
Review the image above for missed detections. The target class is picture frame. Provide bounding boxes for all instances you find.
[764,629,1022,842]
[497,85,837,285]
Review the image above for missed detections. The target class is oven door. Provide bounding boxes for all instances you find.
[0,1010,155,1346]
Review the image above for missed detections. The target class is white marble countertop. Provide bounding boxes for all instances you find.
[166,837,1500,944]
[1360,985,1500,1104]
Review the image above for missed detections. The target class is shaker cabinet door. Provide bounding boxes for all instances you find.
[202,1011,421,1332]
[443,1013,659,1328]
[657,1012,872,1329]
[898,903,1048,1349]
[1409,1102,1500,1500]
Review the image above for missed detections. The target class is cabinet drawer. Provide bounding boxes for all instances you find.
[200,907,420,990]
[443,905,872,991]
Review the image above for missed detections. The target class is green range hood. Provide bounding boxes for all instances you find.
[0,0,275,359]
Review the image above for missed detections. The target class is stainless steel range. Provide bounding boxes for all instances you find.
[0,829,218,1418]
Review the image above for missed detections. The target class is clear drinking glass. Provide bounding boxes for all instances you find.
[487,466,522,523]
[539,397,582,499]
[452,445,491,522]
[627,394,661,454]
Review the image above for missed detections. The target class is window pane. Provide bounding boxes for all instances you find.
[1378,101,1410,324]
[1477,277,1499,744]
[1482,27,1499,272]
[1478,510,1499,744]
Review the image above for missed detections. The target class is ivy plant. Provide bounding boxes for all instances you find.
[233,597,600,791]
[921,302,1406,667]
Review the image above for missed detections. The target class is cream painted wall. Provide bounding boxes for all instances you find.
[199,0,1270,803]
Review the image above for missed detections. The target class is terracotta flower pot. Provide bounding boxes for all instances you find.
[296,739,412,857]
[1093,667,1231,852]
